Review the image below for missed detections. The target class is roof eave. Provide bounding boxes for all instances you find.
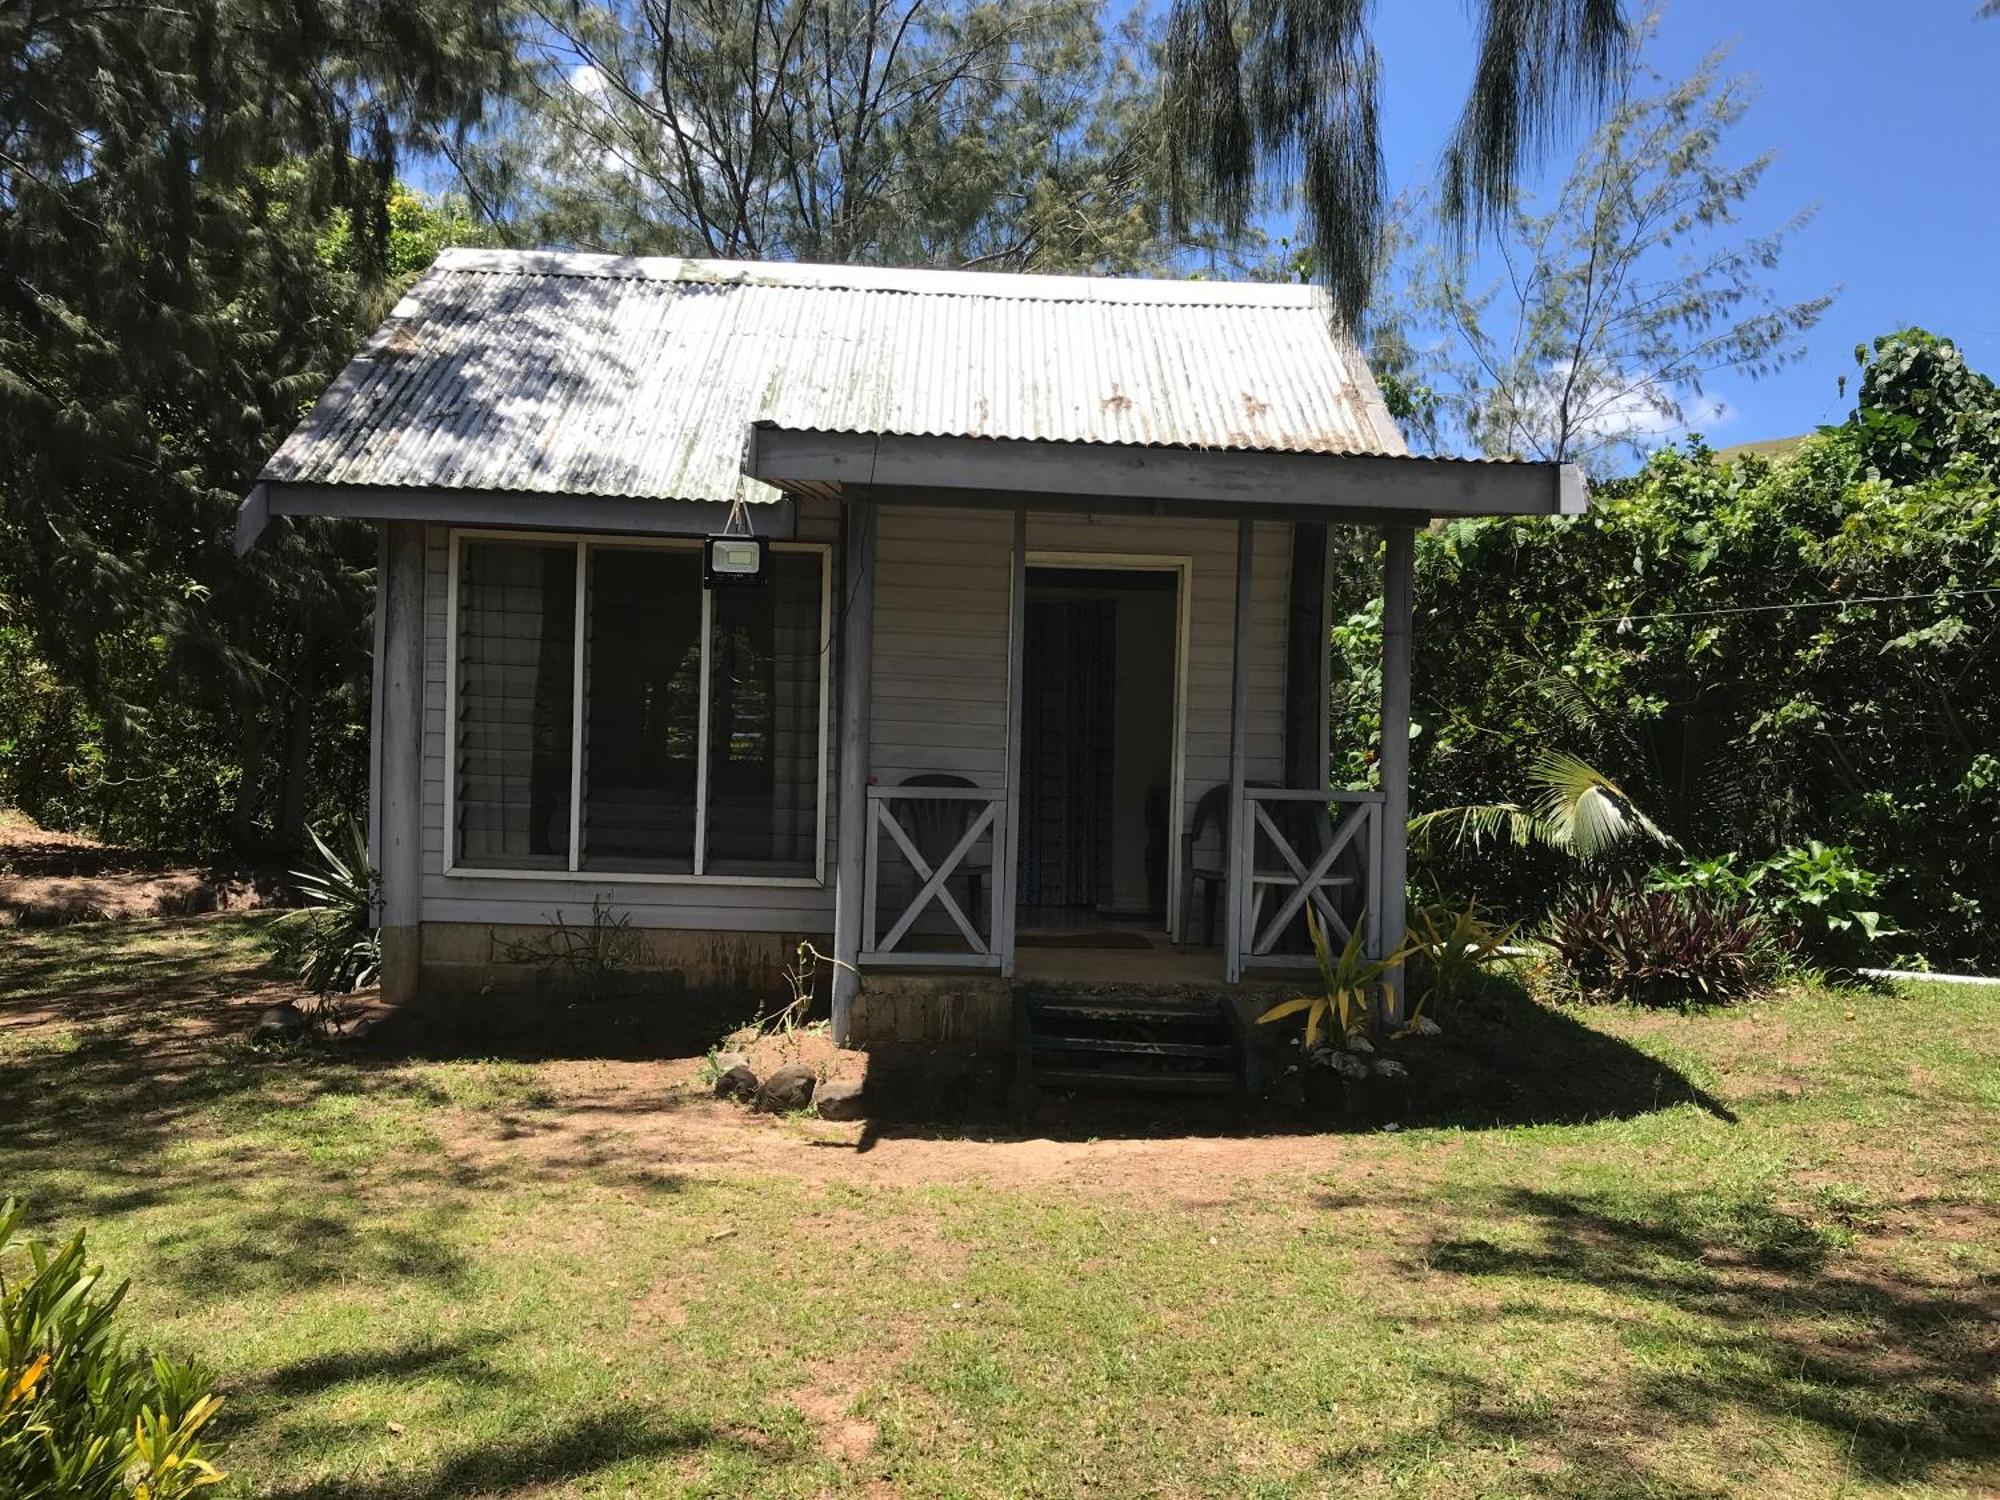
[742,424,1586,523]
[234,480,796,555]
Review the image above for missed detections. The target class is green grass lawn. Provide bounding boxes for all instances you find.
[2,914,1996,1498]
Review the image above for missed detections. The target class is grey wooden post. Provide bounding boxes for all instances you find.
[830,495,878,1045]
[378,520,426,1005]
[997,507,1027,975]
[1225,518,1254,983]
[1377,524,1416,1024]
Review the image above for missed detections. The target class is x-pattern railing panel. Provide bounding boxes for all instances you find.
[1248,801,1370,953]
[861,785,1004,970]
[1232,788,1383,974]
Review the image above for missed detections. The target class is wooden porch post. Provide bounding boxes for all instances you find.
[1377,524,1416,1024]
[831,495,878,1045]
[378,520,425,1005]
[1226,518,1254,983]
[997,507,1027,976]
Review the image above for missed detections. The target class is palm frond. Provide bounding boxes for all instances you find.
[1409,801,1539,851]
[1499,651,1608,739]
[1527,749,1672,859]
[1164,0,1632,325]
[1442,0,1635,239]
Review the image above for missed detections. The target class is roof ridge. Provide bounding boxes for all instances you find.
[427,247,1333,312]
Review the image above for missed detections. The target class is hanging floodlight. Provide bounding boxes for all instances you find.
[705,495,767,587]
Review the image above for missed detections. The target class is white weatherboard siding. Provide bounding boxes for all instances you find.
[868,505,1292,855]
[411,499,1288,933]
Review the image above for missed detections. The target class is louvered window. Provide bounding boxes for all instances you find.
[454,542,576,868]
[450,536,826,880]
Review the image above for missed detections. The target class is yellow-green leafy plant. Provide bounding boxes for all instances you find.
[1404,897,1521,1017]
[1257,907,1410,1050]
[0,1199,224,1499]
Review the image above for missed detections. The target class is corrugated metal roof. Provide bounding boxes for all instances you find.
[260,249,1409,505]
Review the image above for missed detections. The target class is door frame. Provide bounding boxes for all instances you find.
[1012,551,1193,939]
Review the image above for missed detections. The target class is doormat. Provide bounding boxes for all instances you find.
[1017,931,1155,950]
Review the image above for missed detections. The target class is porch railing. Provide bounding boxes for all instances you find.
[860,784,1006,970]
[1229,787,1384,980]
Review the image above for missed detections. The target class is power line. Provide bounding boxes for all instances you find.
[1458,585,2000,633]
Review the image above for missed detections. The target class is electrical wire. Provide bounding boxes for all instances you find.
[1441,585,2000,634]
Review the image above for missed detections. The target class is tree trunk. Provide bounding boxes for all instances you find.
[276,635,321,852]
[227,690,266,853]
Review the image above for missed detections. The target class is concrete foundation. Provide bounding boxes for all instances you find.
[849,974,1015,1047]
[397,920,1295,1064]
[415,921,822,1002]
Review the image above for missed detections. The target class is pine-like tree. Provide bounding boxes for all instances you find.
[0,3,510,850]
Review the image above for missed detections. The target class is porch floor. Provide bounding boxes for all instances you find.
[1013,932,1226,986]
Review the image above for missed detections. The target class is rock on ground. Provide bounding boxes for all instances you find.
[252,1002,311,1043]
[813,1078,866,1120]
[756,1063,816,1113]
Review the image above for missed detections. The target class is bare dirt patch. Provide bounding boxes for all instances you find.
[0,808,272,926]
[785,1373,879,1465]
[432,1050,1386,1206]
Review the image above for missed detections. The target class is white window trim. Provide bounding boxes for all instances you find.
[442,527,832,888]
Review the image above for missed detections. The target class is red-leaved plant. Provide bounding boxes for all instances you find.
[1543,882,1777,1007]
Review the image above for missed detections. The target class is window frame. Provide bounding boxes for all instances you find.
[442,527,832,888]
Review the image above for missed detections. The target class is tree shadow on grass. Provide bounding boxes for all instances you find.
[258,1408,744,1500]
[1380,1185,2000,1491]
[252,1330,515,1399]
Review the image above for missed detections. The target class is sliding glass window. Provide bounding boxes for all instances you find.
[451,536,826,880]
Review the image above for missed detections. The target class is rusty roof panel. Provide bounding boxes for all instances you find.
[260,250,1409,504]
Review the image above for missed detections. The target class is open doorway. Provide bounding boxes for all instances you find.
[1016,562,1183,947]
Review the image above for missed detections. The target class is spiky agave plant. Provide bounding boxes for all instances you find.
[1257,906,1410,1050]
[274,816,381,995]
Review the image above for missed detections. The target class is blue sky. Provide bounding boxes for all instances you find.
[423,2,1997,451]
[1367,0,2000,446]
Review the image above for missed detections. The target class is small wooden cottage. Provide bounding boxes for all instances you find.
[239,251,1582,1046]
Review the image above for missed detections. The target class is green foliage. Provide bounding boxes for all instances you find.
[1378,40,1828,471]
[0,178,473,853]
[1543,882,1777,1007]
[1257,907,1408,1048]
[1,0,509,855]
[461,1,1232,275]
[0,1200,225,1498]
[1846,328,2000,485]
[1649,843,1898,970]
[1404,896,1520,1012]
[270,818,382,995]
[1393,328,2000,970]
[500,896,644,1005]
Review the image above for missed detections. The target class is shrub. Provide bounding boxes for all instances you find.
[1748,842,1898,969]
[270,816,380,995]
[499,895,642,1004]
[1648,842,1897,970]
[1544,882,1777,1007]
[0,1199,225,1498]
[1404,896,1519,1012]
[1387,330,2000,972]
